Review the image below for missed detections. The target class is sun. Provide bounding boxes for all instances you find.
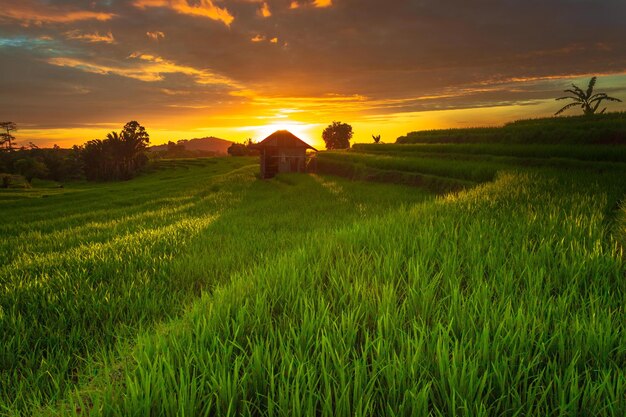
[254,122,316,143]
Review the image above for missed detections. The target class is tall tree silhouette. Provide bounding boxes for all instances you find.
[0,121,17,151]
[322,121,353,149]
[555,77,622,116]
[82,121,150,180]
[120,120,150,176]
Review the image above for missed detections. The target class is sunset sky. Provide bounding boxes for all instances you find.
[1,0,625,148]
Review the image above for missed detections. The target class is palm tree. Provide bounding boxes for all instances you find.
[120,121,150,176]
[106,131,125,179]
[82,121,150,181]
[555,77,622,116]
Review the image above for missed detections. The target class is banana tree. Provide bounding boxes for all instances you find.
[555,76,622,116]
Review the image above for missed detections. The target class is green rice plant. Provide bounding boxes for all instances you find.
[315,157,475,193]
[51,168,626,417]
[352,143,626,164]
[318,151,505,182]
[0,158,430,415]
[396,112,626,145]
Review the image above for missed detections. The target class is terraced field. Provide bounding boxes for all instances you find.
[396,112,626,145]
[2,136,626,416]
[318,142,626,193]
[0,157,431,415]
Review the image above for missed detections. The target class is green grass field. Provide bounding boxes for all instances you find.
[1,143,626,415]
[318,140,626,192]
[396,112,626,145]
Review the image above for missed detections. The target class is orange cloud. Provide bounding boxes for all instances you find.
[477,71,626,86]
[259,2,271,17]
[65,30,116,44]
[313,0,332,7]
[47,54,240,87]
[146,31,165,41]
[0,2,115,25]
[250,35,280,44]
[289,1,299,9]
[133,0,234,26]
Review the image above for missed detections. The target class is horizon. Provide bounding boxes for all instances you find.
[2,0,626,149]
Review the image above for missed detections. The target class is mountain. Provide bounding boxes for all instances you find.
[150,137,233,155]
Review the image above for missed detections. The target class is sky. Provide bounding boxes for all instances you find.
[1,0,626,149]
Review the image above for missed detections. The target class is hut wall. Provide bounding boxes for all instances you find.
[260,148,279,178]
[277,147,307,173]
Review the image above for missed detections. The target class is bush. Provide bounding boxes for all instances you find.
[0,173,31,188]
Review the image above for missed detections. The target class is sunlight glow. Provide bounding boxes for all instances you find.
[250,122,318,143]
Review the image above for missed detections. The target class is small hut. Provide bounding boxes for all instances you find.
[253,130,318,179]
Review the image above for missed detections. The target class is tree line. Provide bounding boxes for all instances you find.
[0,121,150,186]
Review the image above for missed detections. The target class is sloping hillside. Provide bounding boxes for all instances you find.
[396,112,626,145]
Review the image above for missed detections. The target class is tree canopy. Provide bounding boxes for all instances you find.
[322,121,353,150]
[228,138,258,156]
[0,121,150,184]
[82,121,150,180]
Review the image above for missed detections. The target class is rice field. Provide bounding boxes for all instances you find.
[1,144,626,416]
[0,157,430,415]
[352,143,626,163]
[396,112,626,144]
[317,141,626,192]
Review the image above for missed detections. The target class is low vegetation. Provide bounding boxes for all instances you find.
[0,157,429,414]
[1,119,625,416]
[397,112,626,144]
[61,168,626,417]
[352,142,626,163]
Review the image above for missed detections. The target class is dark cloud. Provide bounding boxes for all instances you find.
[1,0,625,143]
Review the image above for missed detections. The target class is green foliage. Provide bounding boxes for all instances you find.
[228,139,259,156]
[0,121,150,183]
[1,146,83,183]
[82,121,150,181]
[0,174,30,189]
[13,157,48,183]
[397,112,626,144]
[555,76,622,116]
[322,121,353,150]
[160,140,188,158]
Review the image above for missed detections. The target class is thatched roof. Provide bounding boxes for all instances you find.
[253,130,318,151]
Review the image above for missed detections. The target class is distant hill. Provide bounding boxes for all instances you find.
[150,137,233,155]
